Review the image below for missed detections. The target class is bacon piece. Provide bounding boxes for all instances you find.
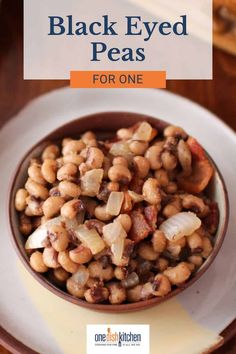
[129,211,152,243]
[144,205,158,231]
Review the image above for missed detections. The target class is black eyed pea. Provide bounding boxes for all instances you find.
[19,214,32,236]
[107,282,126,304]
[126,285,142,302]
[42,144,60,161]
[60,199,84,219]
[25,178,49,200]
[57,163,78,181]
[86,277,100,288]
[94,204,113,221]
[30,251,48,273]
[114,266,128,280]
[108,165,132,184]
[25,196,43,216]
[115,214,132,233]
[58,181,81,199]
[152,274,171,297]
[138,242,159,261]
[42,196,65,219]
[187,232,203,253]
[167,237,186,258]
[69,245,93,264]
[63,154,84,166]
[145,142,164,170]
[86,147,104,169]
[15,188,28,211]
[142,178,161,205]
[140,282,153,300]
[117,128,133,140]
[133,156,150,179]
[62,139,85,156]
[163,262,191,285]
[48,224,69,252]
[154,169,169,187]
[161,151,178,171]
[112,156,129,167]
[152,230,167,253]
[188,255,203,267]
[129,141,149,155]
[58,251,79,273]
[182,194,208,217]
[163,198,182,218]
[164,182,178,194]
[177,140,192,176]
[41,159,57,184]
[43,247,60,269]
[88,261,114,281]
[84,286,109,303]
[201,237,213,259]
[53,267,70,285]
[28,163,46,185]
[164,125,188,140]
[155,257,169,272]
[81,131,96,144]
[66,277,87,298]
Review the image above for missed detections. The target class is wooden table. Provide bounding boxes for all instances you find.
[0,0,236,353]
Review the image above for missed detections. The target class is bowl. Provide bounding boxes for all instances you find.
[8,111,229,312]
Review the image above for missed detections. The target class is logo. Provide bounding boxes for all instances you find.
[87,324,149,354]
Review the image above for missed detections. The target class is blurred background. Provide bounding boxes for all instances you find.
[0,0,235,353]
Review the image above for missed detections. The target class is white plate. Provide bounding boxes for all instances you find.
[0,88,235,353]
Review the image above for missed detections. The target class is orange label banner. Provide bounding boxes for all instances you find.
[70,71,166,88]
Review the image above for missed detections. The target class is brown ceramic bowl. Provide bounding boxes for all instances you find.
[8,112,229,312]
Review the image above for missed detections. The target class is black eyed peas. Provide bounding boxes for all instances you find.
[133,156,150,179]
[30,251,48,273]
[108,165,132,184]
[58,181,81,199]
[42,144,60,161]
[142,178,161,205]
[25,179,49,200]
[62,139,85,156]
[60,199,83,219]
[48,224,69,252]
[16,121,218,304]
[15,188,28,211]
[42,196,65,219]
[57,163,78,181]
[28,163,46,185]
[41,159,57,184]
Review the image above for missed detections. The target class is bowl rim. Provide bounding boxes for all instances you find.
[8,111,230,313]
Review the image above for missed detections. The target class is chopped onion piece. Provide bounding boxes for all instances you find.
[128,190,144,203]
[80,169,103,197]
[109,141,133,160]
[103,221,127,246]
[111,237,125,266]
[74,225,105,255]
[25,216,78,249]
[106,191,124,216]
[160,212,201,241]
[71,265,89,286]
[132,122,152,141]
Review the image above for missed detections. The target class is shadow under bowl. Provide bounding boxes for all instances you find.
[8,111,229,312]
